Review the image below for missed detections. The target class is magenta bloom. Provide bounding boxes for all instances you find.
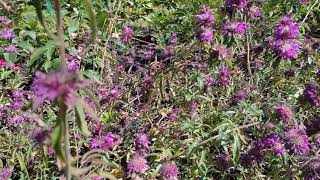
[120,26,133,44]
[31,72,89,109]
[169,32,177,45]
[127,156,149,174]
[300,0,308,4]
[262,134,286,156]
[90,131,121,151]
[218,65,231,86]
[275,15,300,39]
[3,45,18,53]
[225,0,247,8]
[212,44,231,60]
[247,4,264,18]
[273,105,293,124]
[66,53,81,72]
[222,21,248,36]
[233,90,249,102]
[304,83,320,107]
[272,39,300,60]
[196,27,213,43]
[285,125,310,155]
[0,28,15,40]
[195,5,215,26]
[135,131,150,149]
[0,168,12,179]
[159,161,179,180]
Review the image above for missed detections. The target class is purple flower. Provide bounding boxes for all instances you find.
[90,131,121,151]
[306,117,320,136]
[273,105,293,124]
[136,131,150,149]
[285,125,310,155]
[169,32,177,45]
[3,45,18,53]
[233,90,249,102]
[120,26,133,44]
[225,0,247,8]
[11,101,24,110]
[32,128,50,145]
[212,44,231,60]
[300,0,308,4]
[218,65,231,86]
[196,27,214,43]
[262,134,286,155]
[159,161,179,180]
[127,156,149,174]
[240,141,265,167]
[275,15,300,39]
[247,4,264,18]
[195,5,215,26]
[164,47,175,58]
[222,21,248,36]
[8,115,25,127]
[0,168,12,180]
[271,39,300,60]
[304,83,320,107]
[0,28,15,40]
[216,154,232,170]
[31,72,89,109]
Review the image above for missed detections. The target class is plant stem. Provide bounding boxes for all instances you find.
[54,0,67,72]
[301,0,319,25]
[63,105,71,180]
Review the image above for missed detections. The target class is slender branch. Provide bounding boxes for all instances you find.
[301,0,319,25]
[195,121,261,147]
[62,103,71,180]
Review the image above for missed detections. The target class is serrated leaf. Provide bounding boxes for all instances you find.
[75,104,91,136]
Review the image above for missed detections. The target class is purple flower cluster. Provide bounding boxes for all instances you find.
[272,15,301,60]
[302,156,320,180]
[233,90,249,103]
[211,44,231,60]
[262,134,286,156]
[127,155,149,174]
[218,65,231,86]
[11,90,26,110]
[159,161,179,180]
[0,28,15,40]
[3,45,18,53]
[225,0,247,8]
[31,72,89,109]
[196,26,214,43]
[90,131,121,151]
[247,4,263,18]
[120,26,134,44]
[0,168,12,179]
[195,5,215,26]
[222,21,248,36]
[273,105,293,124]
[195,5,214,43]
[304,83,320,107]
[66,52,81,72]
[285,125,310,155]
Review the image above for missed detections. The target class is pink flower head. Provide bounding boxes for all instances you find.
[120,26,133,44]
[275,15,300,39]
[127,156,149,174]
[271,39,300,60]
[273,105,293,124]
[222,21,248,36]
[159,161,179,180]
[195,5,215,26]
[196,26,214,43]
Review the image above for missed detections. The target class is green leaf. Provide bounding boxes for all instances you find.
[4,53,17,63]
[16,152,26,171]
[83,0,98,40]
[232,133,240,164]
[28,46,47,67]
[16,40,34,52]
[67,19,80,35]
[51,125,65,163]
[75,104,91,137]
[19,30,37,41]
